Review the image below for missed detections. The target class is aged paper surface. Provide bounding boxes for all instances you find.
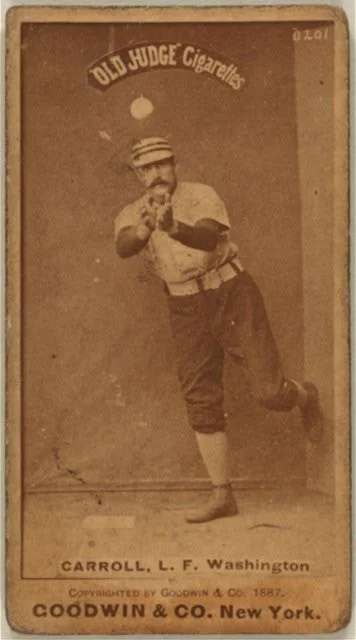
[6,4,350,635]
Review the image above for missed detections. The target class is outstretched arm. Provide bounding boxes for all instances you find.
[155,193,227,252]
[168,218,224,252]
[116,203,155,258]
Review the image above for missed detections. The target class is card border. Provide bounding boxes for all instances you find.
[5,3,351,632]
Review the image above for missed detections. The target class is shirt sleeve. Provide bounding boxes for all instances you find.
[114,204,138,240]
[189,185,231,229]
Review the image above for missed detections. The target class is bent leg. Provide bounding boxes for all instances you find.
[218,272,298,411]
[216,273,322,439]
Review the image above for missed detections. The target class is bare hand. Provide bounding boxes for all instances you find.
[155,193,175,232]
[136,197,156,240]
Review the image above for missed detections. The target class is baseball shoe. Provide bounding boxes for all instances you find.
[301,382,324,443]
[185,484,238,524]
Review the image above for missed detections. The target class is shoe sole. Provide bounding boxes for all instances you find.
[185,505,239,524]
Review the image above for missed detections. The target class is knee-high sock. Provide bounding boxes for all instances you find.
[195,431,230,486]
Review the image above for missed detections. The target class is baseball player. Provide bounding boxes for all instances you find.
[115,137,322,523]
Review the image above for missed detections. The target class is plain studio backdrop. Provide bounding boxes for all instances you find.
[20,21,334,492]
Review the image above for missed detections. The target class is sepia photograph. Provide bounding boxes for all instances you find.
[6,4,350,634]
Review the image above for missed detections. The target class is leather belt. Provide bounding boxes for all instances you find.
[166,257,244,296]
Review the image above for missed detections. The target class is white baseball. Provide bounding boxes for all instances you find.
[130,96,154,120]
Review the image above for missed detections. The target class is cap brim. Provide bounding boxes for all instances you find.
[132,150,174,168]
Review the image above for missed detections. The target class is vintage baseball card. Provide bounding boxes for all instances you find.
[5,4,351,635]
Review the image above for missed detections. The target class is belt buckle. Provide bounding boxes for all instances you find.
[196,267,224,293]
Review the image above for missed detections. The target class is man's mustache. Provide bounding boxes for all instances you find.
[149,178,169,188]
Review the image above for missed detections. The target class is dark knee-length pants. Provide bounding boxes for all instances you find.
[167,271,297,433]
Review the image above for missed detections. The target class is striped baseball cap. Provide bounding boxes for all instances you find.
[131,137,174,168]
